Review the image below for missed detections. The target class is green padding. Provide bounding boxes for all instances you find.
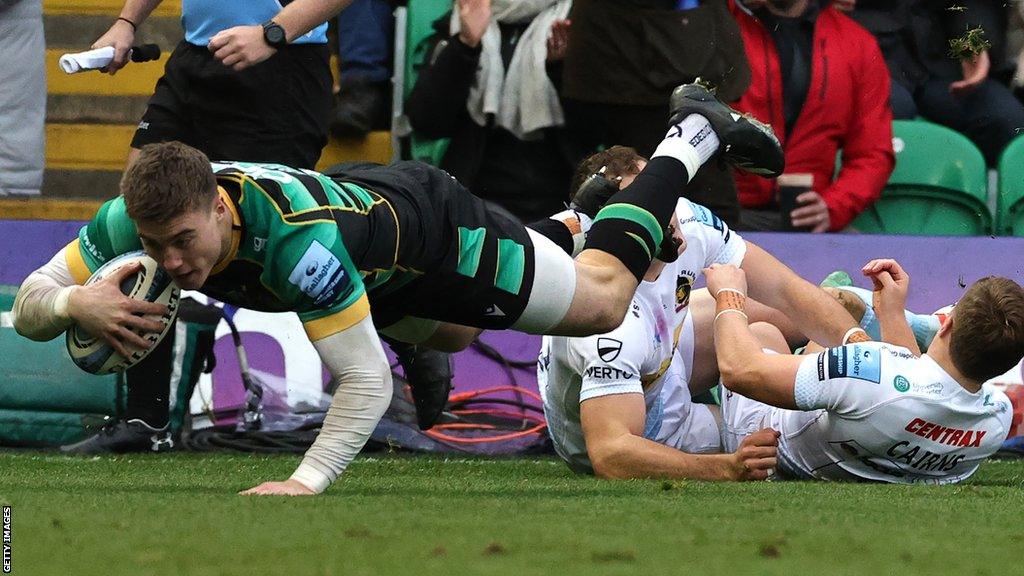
[1,286,121,415]
[0,330,120,413]
[495,239,525,295]
[594,203,664,246]
[0,284,17,310]
[0,408,110,446]
[456,227,486,277]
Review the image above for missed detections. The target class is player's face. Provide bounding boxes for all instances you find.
[136,198,227,290]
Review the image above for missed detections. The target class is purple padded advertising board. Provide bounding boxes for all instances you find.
[3,220,1023,414]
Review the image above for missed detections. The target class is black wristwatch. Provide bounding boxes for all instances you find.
[262,20,287,49]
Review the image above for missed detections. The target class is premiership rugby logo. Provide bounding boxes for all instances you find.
[597,338,623,362]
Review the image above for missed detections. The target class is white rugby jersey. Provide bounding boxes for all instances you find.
[539,199,744,473]
[768,342,1012,484]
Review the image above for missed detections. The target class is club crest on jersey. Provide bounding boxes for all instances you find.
[597,338,623,362]
[828,344,881,383]
[675,272,694,311]
[289,240,346,305]
[893,375,910,393]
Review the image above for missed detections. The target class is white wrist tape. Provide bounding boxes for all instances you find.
[715,308,749,323]
[842,327,869,345]
[715,288,747,298]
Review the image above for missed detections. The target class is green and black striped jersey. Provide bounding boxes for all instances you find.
[65,159,537,338]
[66,161,414,339]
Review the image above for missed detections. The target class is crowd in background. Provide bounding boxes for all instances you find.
[337,0,1024,233]
[6,0,1024,235]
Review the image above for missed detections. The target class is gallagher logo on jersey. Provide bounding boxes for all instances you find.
[826,344,881,383]
[289,240,347,305]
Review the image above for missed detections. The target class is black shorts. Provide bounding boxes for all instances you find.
[132,41,332,169]
[324,161,543,331]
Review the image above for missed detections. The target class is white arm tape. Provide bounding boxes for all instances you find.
[12,249,79,341]
[289,314,393,493]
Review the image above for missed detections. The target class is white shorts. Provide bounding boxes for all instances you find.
[720,387,780,453]
[511,229,577,334]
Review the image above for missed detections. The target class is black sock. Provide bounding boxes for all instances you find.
[583,157,690,281]
[527,217,575,256]
[123,325,174,428]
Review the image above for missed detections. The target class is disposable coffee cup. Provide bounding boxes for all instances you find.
[777,173,813,231]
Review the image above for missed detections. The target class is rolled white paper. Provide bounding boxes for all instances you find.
[59,46,116,74]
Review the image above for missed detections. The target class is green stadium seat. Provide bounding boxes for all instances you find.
[849,120,991,236]
[403,0,450,165]
[997,134,1024,236]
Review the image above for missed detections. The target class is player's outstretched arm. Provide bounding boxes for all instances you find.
[706,264,806,409]
[241,313,392,496]
[740,242,860,347]
[13,245,165,354]
[862,259,921,355]
[581,394,777,481]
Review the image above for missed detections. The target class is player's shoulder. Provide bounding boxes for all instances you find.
[675,199,742,243]
[676,199,711,229]
[79,196,140,263]
[565,302,652,366]
[980,385,1015,428]
[92,195,129,223]
[819,341,917,385]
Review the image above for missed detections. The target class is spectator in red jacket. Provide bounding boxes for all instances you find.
[730,0,894,232]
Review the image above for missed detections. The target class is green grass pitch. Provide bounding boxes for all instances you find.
[2,452,1023,575]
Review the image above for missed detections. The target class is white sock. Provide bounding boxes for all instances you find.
[651,114,720,180]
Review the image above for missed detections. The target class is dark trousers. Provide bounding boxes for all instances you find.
[562,98,742,228]
[132,41,332,169]
[892,77,1024,165]
[337,0,393,82]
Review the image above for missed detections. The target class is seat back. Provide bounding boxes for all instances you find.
[850,120,991,236]
[997,134,1024,236]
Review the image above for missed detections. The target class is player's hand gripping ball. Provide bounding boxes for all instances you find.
[65,251,180,374]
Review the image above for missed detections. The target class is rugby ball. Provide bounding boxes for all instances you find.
[65,251,180,374]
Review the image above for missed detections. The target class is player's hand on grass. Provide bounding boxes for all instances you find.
[92,18,135,75]
[240,479,316,496]
[67,261,169,358]
[703,264,748,298]
[729,428,779,481]
[861,258,910,319]
[209,25,276,71]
